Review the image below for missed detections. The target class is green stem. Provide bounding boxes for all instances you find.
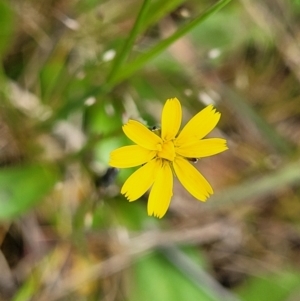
[111,0,232,86]
[106,0,152,85]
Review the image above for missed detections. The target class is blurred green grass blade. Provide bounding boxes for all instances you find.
[42,84,102,126]
[130,248,237,301]
[237,269,300,301]
[130,252,213,301]
[12,277,39,301]
[0,164,58,220]
[208,159,300,207]
[110,0,232,86]
[51,0,231,116]
[221,85,293,155]
[160,246,242,301]
[107,0,152,85]
[0,0,14,56]
[140,0,185,32]
[85,100,123,136]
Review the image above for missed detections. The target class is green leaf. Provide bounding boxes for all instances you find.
[0,0,14,56]
[129,250,227,301]
[108,196,150,230]
[12,276,39,301]
[85,101,123,136]
[39,58,67,103]
[237,269,300,301]
[0,164,58,220]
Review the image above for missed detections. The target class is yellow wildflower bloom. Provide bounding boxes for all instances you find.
[109,98,228,218]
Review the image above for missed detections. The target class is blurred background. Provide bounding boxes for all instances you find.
[1,0,300,300]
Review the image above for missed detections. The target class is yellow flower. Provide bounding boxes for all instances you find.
[109,98,228,218]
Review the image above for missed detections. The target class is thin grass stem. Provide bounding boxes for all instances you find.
[106,0,152,85]
[110,0,232,86]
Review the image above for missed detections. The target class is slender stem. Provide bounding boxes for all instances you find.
[106,0,152,85]
[208,159,300,207]
[111,0,232,86]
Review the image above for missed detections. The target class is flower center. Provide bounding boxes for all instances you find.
[157,140,175,161]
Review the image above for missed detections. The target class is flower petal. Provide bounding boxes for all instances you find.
[175,138,228,158]
[123,120,162,150]
[121,158,162,201]
[161,98,182,141]
[173,156,213,201]
[109,145,156,168]
[148,161,173,218]
[176,105,220,145]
